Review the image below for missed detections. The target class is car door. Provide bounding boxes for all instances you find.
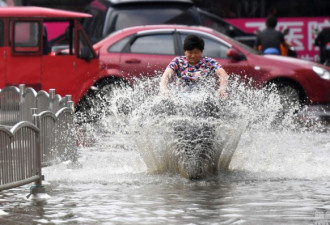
[177,31,257,79]
[119,31,178,80]
[41,22,98,102]
[41,21,77,97]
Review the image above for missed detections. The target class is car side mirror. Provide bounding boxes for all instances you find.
[227,47,242,60]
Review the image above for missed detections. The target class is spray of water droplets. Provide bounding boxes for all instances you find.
[72,75,328,179]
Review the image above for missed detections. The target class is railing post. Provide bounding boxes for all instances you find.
[33,113,43,186]
[68,100,74,112]
[49,89,55,112]
[65,95,72,107]
[19,84,25,121]
[31,108,37,120]
[27,112,47,199]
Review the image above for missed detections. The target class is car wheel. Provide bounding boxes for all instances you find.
[273,82,302,119]
[276,83,300,107]
[76,82,122,122]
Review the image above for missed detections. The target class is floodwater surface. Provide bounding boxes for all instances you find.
[1,77,330,225]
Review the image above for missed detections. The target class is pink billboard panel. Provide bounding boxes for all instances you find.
[226,17,330,62]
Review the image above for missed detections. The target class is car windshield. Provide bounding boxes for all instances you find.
[199,10,247,36]
[105,6,200,34]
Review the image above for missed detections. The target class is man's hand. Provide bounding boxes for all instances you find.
[160,87,170,97]
[217,88,228,98]
[160,68,174,97]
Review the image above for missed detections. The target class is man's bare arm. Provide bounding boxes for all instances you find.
[160,67,174,96]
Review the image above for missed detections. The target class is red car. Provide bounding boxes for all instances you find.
[94,24,330,110]
[0,7,99,106]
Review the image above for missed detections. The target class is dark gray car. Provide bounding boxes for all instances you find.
[82,0,256,46]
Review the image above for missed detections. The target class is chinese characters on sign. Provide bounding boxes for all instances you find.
[226,17,330,62]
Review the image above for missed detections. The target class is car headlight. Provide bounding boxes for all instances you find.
[312,66,330,80]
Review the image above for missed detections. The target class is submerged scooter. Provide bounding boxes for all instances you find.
[155,92,222,179]
[149,87,246,179]
[113,84,246,180]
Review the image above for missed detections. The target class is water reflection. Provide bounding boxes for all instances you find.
[2,176,330,224]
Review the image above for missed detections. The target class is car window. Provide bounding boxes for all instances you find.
[203,37,229,58]
[108,36,131,52]
[179,33,229,59]
[45,20,75,55]
[212,30,258,54]
[12,21,40,53]
[130,34,175,55]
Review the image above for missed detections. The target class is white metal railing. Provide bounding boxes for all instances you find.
[0,86,20,126]
[34,107,76,167]
[0,120,42,191]
[0,84,73,125]
[0,84,76,191]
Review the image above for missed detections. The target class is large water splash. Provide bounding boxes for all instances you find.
[77,75,328,179]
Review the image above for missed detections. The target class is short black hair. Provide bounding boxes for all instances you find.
[183,34,204,51]
[266,15,278,28]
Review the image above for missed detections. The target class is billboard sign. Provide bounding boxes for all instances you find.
[226,17,330,62]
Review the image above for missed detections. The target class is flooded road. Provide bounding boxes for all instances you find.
[1,78,330,224]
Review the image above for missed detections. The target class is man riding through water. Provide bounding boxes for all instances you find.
[158,34,230,179]
[160,34,229,97]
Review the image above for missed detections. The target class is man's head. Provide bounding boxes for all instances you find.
[183,34,204,65]
[183,34,204,51]
[266,15,278,29]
